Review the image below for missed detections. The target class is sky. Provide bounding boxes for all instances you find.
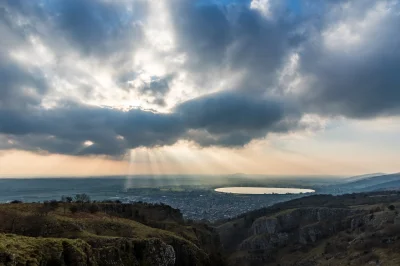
[0,0,400,177]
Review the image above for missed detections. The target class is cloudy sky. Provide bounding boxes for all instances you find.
[0,0,399,177]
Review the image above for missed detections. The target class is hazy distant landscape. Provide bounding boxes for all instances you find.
[1,173,398,221]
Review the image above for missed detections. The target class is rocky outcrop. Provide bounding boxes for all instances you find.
[0,234,175,266]
[350,210,399,230]
[133,238,175,266]
[252,208,361,236]
[252,217,280,235]
[241,208,365,251]
[395,214,400,225]
[241,232,289,250]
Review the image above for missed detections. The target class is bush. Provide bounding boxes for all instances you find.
[38,200,58,216]
[383,224,400,236]
[388,205,396,211]
[49,200,59,210]
[357,252,379,264]
[9,200,23,204]
[88,204,100,214]
[69,205,78,214]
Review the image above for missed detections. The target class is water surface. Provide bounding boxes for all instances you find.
[214,187,315,194]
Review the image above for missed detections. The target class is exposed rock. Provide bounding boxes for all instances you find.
[0,234,176,266]
[139,239,175,266]
[394,215,400,225]
[242,208,365,252]
[241,232,289,250]
[252,217,279,235]
[251,208,361,236]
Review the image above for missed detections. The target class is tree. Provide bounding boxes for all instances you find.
[75,194,91,209]
[61,196,71,214]
[74,194,91,203]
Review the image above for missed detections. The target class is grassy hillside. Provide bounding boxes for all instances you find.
[2,191,400,265]
[0,202,225,266]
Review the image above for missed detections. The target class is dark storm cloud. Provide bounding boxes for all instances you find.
[170,2,232,71]
[0,91,300,156]
[0,103,183,156]
[45,0,146,56]
[169,0,299,89]
[0,4,49,109]
[177,91,286,133]
[298,0,400,118]
[0,56,48,109]
[177,91,301,147]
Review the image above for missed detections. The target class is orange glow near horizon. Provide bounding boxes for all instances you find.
[0,136,399,178]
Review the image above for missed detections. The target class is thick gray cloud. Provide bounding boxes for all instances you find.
[0,91,299,156]
[0,3,49,109]
[0,55,48,109]
[1,0,400,157]
[177,91,301,147]
[298,0,400,118]
[168,1,300,90]
[44,0,146,57]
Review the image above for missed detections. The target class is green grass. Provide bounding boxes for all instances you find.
[266,208,297,218]
[0,203,212,266]
[0,233,91,266]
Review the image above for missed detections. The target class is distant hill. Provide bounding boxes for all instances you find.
[325,173,400,194]
[368,179,400,192]
[344,173,400,190]
[343,173,386,182]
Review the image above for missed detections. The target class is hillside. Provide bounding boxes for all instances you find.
[343,173,386,183]
[217,191,400,266]
[2,191,400,266]
[327,173,400,194]
[0,201,225,266]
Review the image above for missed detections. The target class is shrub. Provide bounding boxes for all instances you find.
[357,252,379,265]
[38,201,58,216]
[69,205,78,214]
[49,200,59,210]
[9,200,23,204]
[388,205,396,211]
[88,204,100,214]
[383,224,400,236]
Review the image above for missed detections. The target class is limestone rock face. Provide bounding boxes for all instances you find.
[141,239,176,266]
[240,232,289,250]
[242,208,364,252]
[0,234,176,266]
[252,217,279,235]
[394,214,400,225]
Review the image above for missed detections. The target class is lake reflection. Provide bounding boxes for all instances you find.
[214,187,315,195]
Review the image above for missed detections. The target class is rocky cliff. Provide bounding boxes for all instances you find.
[217,192,400,266]
[0,234,176,266]
[241,207,364,251]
